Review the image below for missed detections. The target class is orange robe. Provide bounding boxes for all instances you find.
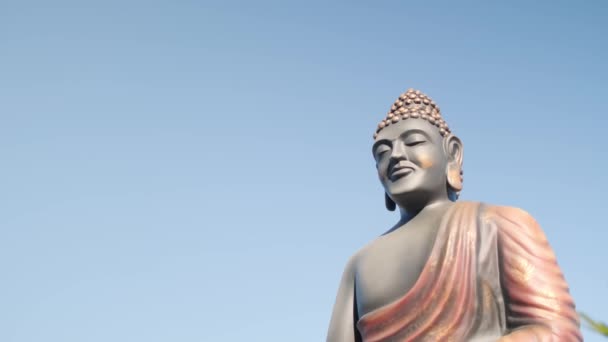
[356,202,581,341]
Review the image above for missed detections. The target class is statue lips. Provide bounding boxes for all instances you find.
[390,161,416,181]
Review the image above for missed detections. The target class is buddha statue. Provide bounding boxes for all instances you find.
[326,89,581,341]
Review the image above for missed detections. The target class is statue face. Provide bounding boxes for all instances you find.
[372,118,448,205]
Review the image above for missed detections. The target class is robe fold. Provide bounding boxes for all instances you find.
[356,202,581,342]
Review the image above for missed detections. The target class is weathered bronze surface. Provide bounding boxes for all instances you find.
[327,89,581,342]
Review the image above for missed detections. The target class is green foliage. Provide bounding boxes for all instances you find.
[580,312,608,337]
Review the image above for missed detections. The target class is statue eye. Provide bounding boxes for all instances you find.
[405,140,425,147]
[374,144,391,158]
[404,134,427,146]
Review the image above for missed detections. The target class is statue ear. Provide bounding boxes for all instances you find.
[444,135,464,193]
[385,193,396,211]
[443,134,463,166]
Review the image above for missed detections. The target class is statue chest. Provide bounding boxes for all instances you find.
[354,222,439,318]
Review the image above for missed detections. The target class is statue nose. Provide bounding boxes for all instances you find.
[390,141,408,160]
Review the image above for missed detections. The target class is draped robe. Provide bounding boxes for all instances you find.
[356,202,581,341]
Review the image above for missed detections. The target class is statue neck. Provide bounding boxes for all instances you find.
[397,197,454,224]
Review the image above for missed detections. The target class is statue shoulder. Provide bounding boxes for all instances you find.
[480,204,549,243]
[344,234,391,271]
[341,246,367,275]
[482,203,535,220]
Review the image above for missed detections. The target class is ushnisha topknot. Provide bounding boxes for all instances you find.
[373,88,451,140]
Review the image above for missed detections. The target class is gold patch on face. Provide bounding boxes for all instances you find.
[418,154,434,169]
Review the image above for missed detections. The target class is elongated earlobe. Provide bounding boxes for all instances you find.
[385,193,396,211]
[446,163,463,192]
[443,134,464,197]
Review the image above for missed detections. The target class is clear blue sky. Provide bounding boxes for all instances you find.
[1,1,607,341]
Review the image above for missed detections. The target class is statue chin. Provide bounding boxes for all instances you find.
[387,184,449,213]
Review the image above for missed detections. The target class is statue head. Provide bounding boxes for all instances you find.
[372,89,464,212]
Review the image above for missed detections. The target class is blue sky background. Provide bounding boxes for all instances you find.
[1,1,607,341]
